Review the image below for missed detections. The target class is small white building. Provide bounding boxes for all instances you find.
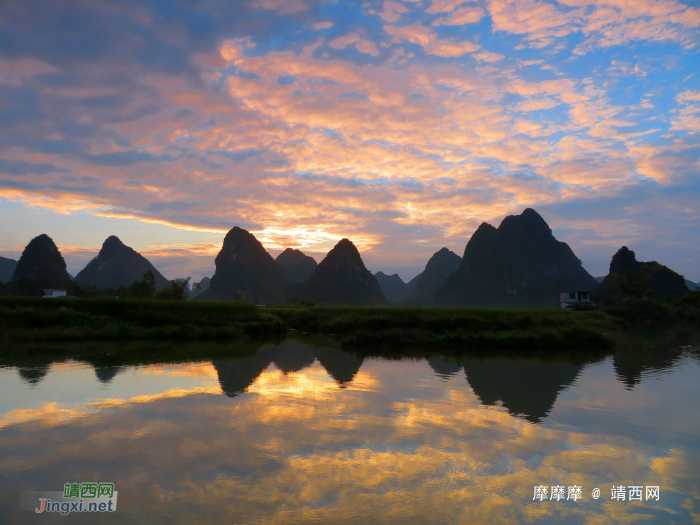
[560,290,594,309]
[43,289,67,298]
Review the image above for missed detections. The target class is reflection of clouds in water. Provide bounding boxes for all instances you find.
[1,344,700,524]
[0,357,698,524]
[139,362,220,379]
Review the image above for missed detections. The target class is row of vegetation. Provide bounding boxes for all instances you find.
[0,271,191,300]
[0,296,285,342]
[269,306,616,351]
[2,289,699,353]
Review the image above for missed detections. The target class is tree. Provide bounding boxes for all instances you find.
[156,277,190,301]
[130,270,157,299]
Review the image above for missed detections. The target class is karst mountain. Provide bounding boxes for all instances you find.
[594,246,688,302]
[11,234,71,288]
[303,238,386,306]
[434,208,598,307]
[75,236,169,290]
[276,248,317,283]
[0,256,17,284]
[404,247,462,306]
[198,226,288,303]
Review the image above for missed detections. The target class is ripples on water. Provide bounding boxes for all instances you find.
[0,334,699,524]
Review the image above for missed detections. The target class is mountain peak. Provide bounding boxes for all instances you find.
[103,235,124,247]
[435,209,597,307]
[201,226,287,302]
[609,246,637,274]
[499,208,551,237]
[276,247,317,283]
[12,234,70,287]
[75,236,169,290]
[303,239,385,306]
[404,247,461,305]
[596,246,687,301]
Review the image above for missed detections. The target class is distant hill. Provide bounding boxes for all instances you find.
[685,279,699,291]
[198,227,287,303]
[404,247,461,306]
[304,239,386,306]
[0,256,17,284]
[375,272,409,304]
[594,246,688,302]
[12,234,71,287]
[189,276,210,299]
[75,236,170,290]
[276,248,317,283]
[434,208,598,308]
[174,278,191,292]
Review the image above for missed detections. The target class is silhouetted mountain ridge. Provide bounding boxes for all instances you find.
[0,255,17,284]
[75,235,170,290]
[405,247,461,305]
[303,239,386,306]
[435,209,598,307]
[198,226,287,303]
[374,272,409,303]
[276,248,317,283]
[594,246,688,302]
[12,234,70,288]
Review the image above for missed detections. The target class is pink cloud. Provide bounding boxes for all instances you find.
[472,50,506,62]
[329,33,361,49]
[438,7,486,25]
[356,40,381,56]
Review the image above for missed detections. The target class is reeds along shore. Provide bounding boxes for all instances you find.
[0,297,621,351]
[0,297,286,342]
[3,295,700,353]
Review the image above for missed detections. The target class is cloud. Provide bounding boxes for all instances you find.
[488,0,700,52]
[384,24,480,55]
[356,40,381,56]
[426,0,470,14]
[428,39,481,56]
[472,50,506,62]
[436,7,486,25]
[329,33,362,49]
[379,0,410,22]
[0,0,698,279]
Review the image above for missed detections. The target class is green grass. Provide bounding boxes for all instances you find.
[0,297,285,342]
[266,306,615,351]
[0,298,617,352]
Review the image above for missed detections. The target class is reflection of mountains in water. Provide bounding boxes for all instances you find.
[462,358,583,424]
[213,340,364,397]
[17,365,51,385]
[612,345,685,390]
[425,355,583,423]
[427,356,463,381]
[94,366,123,384]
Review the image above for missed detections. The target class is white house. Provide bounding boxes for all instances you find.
[560,290,594,309]
[43,289,67,298]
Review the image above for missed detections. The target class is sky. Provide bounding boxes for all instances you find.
[0,0,698,283]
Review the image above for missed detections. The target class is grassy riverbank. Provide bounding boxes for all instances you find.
[0,297,286,342]
[1,297,619,350]
[268,306,616,350]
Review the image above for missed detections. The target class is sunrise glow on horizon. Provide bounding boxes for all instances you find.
[0,0,698,282]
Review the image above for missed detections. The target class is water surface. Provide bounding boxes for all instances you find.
[1,335,699,524]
